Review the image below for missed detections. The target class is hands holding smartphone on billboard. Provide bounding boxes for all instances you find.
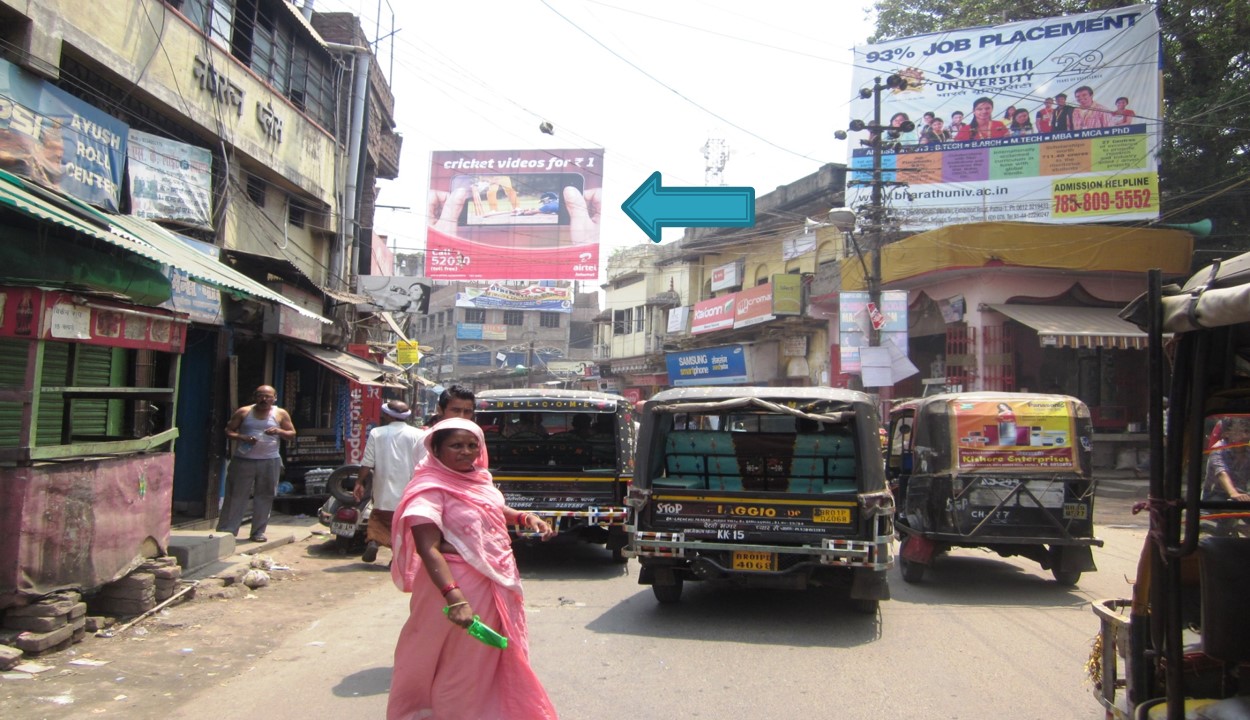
[427,184,600,245]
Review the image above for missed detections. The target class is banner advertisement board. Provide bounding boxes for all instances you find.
[127,130,213,229]
[457,323,508,340]
[848,5,1161,230]
[951,397,1078,470]
[160,233,223,325]
[425,148,604,280]
[454,284,573,312]
[771,273,803,316]
[666,344,749,387]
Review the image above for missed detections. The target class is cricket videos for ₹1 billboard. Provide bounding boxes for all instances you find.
[425,149,603,281]
[848,5,1161,231]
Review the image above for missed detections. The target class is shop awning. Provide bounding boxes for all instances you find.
[108,213,330,325]
[988,304,1149,349]
[290,343,407,388]
[0,171,330,324]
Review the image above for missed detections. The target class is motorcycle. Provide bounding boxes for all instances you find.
[315,465,371,555]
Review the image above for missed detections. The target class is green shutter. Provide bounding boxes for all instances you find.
[37,342,68,445]
[72,344,115,437]
[0,338,29,447]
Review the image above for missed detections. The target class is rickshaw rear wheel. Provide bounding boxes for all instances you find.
[852,598,879,615]
[1051,568,1082,586]
[652,577,683,604]
[897,536,925,583]
[898,555,925,583]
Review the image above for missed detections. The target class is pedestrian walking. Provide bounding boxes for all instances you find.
[354,400,425,563]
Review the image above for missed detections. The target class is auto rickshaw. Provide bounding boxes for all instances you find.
[473,388,635,561]
[626,387,894,614]
[887,391,1103,585]
[1091,262,1250,720]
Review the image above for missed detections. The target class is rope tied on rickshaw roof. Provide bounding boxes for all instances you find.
[648,396,851,425]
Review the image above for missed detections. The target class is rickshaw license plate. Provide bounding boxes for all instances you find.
[813,507,852,524]
[732,551,778,571]
[1062,503,1089,520]
[331,521,356,537]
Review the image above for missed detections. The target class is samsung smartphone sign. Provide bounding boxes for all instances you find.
[666,344,748,387]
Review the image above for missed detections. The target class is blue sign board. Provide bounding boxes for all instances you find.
[160,233,223,325]
[665,344,749,387]
[0,57,129,209]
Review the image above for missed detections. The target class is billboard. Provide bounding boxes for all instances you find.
[425,149,604,280]
[357,276,432,315]
[454,284,573,312]
[848,5,1161,230]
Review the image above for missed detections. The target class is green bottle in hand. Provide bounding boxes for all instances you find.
[443,607,509,649]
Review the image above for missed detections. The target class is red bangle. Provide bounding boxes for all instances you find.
[440,583,459,596]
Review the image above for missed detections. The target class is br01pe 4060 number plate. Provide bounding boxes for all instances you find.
[732,551,778,572]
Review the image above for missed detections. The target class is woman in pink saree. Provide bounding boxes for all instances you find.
[388,417,558,720]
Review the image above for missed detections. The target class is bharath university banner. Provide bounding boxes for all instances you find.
[848,5,1161,230]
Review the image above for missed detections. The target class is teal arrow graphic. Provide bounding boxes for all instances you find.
[621,171,755,243]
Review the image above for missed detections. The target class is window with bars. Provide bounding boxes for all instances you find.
[503,311,524,326]
[634,305,645,333]
[464,308,486,324]
[246,175,266,206]
[539,312,560,328]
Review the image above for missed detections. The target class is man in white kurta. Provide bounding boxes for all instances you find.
[354,400,426,563]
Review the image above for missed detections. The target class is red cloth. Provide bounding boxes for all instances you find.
[388,418,556,720]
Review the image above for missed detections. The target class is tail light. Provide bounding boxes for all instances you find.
[334,507,359,524]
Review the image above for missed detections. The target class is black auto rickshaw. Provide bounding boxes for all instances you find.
[1091,262,1250,720]
[626,387,894,614]
[887,391,1102,585]
[474,389,635,561]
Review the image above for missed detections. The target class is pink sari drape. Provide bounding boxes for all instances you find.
[388,418,556,720]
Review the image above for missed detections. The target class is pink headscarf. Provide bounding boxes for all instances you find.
[390,417,521,593]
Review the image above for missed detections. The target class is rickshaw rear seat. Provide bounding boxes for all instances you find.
[1198,536,1250,666]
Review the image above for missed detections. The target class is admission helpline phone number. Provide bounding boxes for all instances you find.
[1050,173,1158,218]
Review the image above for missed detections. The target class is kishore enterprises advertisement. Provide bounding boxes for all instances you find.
[424,148,603,281]
[847,5,1161,231]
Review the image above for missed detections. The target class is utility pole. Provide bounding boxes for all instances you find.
[840,74,910,382]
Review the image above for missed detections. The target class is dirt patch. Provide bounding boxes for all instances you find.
[0,536,393,719]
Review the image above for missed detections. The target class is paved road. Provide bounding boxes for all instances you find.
[164,524,1145,720]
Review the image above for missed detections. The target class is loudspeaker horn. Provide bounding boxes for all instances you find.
[1160,218,1213,237]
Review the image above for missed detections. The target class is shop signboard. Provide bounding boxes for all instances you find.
[665,344,749,387]
[160,234,223,325]
[734,283,774,328]
[710,260,742,291]
[691,295,736,334]
[0,286,186,353]
[0,58,128,209]
[771,273,803,316]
